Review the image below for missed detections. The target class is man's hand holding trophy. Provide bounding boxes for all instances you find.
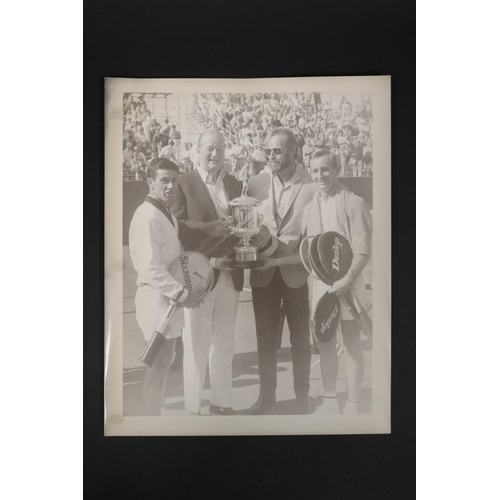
[218,195,278,269]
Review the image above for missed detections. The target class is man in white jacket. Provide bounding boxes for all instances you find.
[302,149,372,414]
[129,158,202,416]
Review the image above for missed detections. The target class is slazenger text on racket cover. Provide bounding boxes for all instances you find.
[180,255,193,290]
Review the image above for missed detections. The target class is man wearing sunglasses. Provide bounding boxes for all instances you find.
[247,128,317,415]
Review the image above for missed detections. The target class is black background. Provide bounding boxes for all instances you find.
[84,0,415,497]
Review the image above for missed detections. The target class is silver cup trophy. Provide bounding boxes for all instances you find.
[226,195,263,268]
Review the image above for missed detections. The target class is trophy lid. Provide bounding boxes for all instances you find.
[227,195,262,207]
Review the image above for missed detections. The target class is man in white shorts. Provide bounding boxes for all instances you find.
[302,149,372,414]
[129,158,202,416]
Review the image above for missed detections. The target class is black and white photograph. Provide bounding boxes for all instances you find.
[104,76,391,435]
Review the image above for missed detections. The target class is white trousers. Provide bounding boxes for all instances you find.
[182,271,240,412]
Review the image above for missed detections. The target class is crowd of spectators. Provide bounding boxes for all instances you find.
[192,92,374,181]
[123,92,374,182]
[122,94,184,181]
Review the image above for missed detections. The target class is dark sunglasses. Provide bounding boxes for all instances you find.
[265,148,283,156]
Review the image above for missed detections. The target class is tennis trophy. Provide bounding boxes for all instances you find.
[225,195,264,268]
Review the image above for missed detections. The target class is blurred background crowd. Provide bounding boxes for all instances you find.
[123,92,374,181]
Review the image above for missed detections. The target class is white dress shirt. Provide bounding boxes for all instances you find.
[196,166,232,268]
[271,164,302,224]
[196,166,230,219]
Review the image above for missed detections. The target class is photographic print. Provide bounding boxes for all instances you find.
[104,76,391,435]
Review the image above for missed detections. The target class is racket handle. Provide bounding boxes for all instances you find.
[140,331,166,367]
[351,293,372,338]
[156,304,178,333]
[139,304,178,367]
[343,292,372,338]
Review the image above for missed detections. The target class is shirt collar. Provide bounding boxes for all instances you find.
[145,195,173,220]
[197,165,224,185]
[272,163,302,188]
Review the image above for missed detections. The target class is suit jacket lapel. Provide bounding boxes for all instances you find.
[277,178,303,234]
[251,173,277,232]
[193,170,219,220]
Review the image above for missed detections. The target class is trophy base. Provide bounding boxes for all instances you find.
[230,259,263,269]
[230,246,260,269]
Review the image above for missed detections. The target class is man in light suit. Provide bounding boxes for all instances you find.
[129,159,202,416]
[171,130,244,415]
[247,128,317,414]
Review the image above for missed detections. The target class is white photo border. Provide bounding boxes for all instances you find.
[104,76,391,436]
